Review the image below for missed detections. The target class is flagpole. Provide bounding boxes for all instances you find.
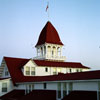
[46,1,49,21]
[48,1,49,21]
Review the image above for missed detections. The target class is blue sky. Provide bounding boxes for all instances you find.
[0,0,100,70]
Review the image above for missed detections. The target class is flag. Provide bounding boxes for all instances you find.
[46,4,49,12]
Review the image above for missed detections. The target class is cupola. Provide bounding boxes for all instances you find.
[34,21,66,61]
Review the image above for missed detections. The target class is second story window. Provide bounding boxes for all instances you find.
[31,67,35,75]
[45,67,48,72]
[25,66,35,76]
[57,68,61,73]
[69,69,72,73]
[26,66,30,75]
[53,68,57,75]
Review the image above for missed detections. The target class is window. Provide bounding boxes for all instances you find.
[31,67,35,75]
[53,68,57,75]
[57,47,61,56]
[25,66,30,75]
[44,83,47,89]
[25,66,35,76]
[41,47,43,56]
[5,68,9,76]
[69,69,72,73]
[80,69,82,72]
[44,46,46,54]
[48,46,51,55]
[37,48,41,56]
[76,69,79,72]
[52,46,56,57]
[2,83,7,92]
[5,71,9,76]
[57,68,61,73]
[45,67,48,72]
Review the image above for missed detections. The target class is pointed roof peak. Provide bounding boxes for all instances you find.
[35,21,63,47]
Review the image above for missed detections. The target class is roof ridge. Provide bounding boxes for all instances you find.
[4,56,30,60]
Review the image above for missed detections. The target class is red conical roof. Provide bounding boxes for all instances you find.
[35,21,63,47]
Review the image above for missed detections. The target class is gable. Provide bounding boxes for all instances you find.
[1,64,10,78]
[0,58,9,78]
[24,59,37,68]
[23,59,37,76]
[4,57,29,84]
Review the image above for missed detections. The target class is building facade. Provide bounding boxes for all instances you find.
[0,21,99,100]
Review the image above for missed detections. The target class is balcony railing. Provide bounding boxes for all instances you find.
[34,55,66,61]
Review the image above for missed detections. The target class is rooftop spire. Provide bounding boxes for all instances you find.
[35,21,63,47]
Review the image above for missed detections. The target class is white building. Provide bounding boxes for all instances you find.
[0,21,99,100]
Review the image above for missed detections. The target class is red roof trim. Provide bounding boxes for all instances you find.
[0,77,10,80]
[16,70,100,83]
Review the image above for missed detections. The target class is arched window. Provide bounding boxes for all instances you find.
[41,47,43,56]
[44,46,46,54]
[52,46,56,57]
[57,47,61,56]
[48,46,51,53]
[37,48,41,56]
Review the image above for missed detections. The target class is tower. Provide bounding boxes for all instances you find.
[34,21,66,61]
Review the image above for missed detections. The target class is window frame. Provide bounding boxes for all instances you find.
[45,67,48,72]
[2,83,7,92]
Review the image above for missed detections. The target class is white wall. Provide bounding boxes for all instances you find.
[1,65,10,78]
[73,81,98,91]
[47,83,57,90]
[0,79,14,96]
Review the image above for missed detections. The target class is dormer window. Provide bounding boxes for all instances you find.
[31,67,35,75]
[25,66,30,75]
[25,66,35,76]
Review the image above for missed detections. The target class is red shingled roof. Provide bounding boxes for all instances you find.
[0,89,25,100]
[19,90,56,100]
[33,60,89,69]
[4,56,96,84]
[35,21,63,46]
[62,91,97,100]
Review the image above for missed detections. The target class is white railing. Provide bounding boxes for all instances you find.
[33,55,66,61]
